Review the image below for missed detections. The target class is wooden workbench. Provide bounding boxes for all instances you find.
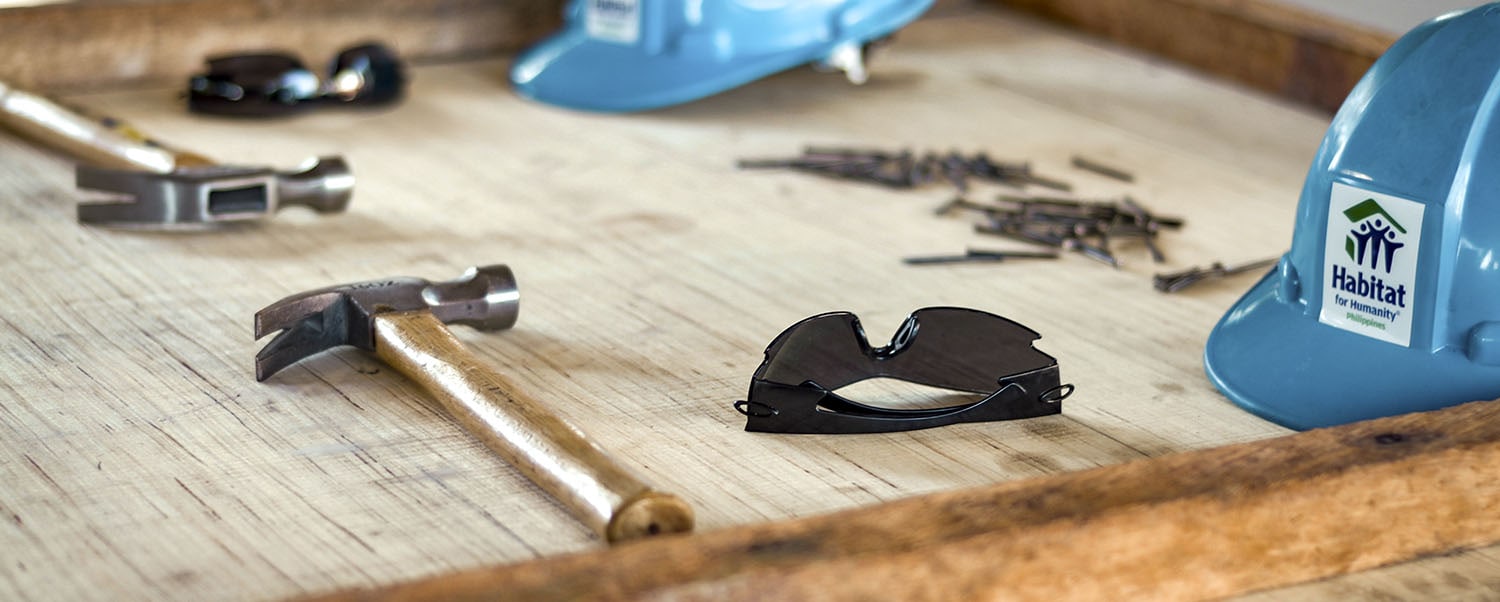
[1,3,1496,600]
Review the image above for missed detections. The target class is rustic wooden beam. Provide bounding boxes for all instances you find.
[307,400,1500,601]
[988,0,1398,114]
[0,0,566,92]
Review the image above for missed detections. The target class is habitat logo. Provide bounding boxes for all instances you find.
[1319,183,1425,347]
[585,0,640,44]
[1342,199,1406,272]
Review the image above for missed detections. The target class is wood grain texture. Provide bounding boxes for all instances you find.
[372,310,693,543]
[0,5,1494,601]
[990,0,1398,114]
[0,0,565,92]
[306,399,1500,602]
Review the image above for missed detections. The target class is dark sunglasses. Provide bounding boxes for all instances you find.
[188,43,407,117]
[735,306,1072,435]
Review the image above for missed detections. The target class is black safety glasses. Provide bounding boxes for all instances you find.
[735,307,1072,434]
[188,43,407,117]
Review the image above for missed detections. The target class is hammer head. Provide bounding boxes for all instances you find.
[76,155,354,228]
[254,265,520,381]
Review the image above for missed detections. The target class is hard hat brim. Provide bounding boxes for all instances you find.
[507,0,936,113]
[1204,261,1500,430]
[508,29,827,113]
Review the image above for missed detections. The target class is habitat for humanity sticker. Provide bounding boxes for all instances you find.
[1319,182,1425,346]
[586,0,640,45]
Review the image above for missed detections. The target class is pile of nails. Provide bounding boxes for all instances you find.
[737,145,1195,272]
[940,195,1184,268]
[736,147,1072,193]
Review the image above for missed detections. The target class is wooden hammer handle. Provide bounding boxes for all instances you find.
[0,79,213,172]
[372,310,693,543]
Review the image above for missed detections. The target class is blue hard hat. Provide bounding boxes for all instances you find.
[1205,4,1500,430]
[509,0,934,112]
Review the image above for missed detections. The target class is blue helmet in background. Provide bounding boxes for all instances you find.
[1205,4,1500,430]
[509,0,934,112]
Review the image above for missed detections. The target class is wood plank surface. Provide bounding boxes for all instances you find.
[0,4,1494,600]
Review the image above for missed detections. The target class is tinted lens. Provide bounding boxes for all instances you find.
[189,53,315,116]
[755,307,1053,393]
[206,53,304,77]
[879,307,1052,392]
[756,312,874,389]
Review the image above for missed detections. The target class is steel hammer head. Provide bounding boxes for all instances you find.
[76,156,353,227]
[254,265,520,381]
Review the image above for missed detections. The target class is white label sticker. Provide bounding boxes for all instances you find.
[585,0,640,45]
[1319,182,1425,346]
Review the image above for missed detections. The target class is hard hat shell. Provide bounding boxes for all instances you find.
[1205,4,1500,430]
[509,0,934,112]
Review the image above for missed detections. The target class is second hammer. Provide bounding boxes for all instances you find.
[254,265,693,543]
[0,78,351,228]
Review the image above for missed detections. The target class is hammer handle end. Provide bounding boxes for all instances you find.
[608,490,695,543]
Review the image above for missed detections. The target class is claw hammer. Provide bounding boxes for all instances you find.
[0,78,351,228]
[253,265,694,543]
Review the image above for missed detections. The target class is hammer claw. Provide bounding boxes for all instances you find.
[253,303,354,381]
[76,164,165,225]
[254,290,356,381]
[76,197,167,226]
[255,328,313,382]
[254,289,344,340]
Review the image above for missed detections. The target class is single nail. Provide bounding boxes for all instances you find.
[1153,257,1278,293]
[1064,237,1120,268]
[1024,173,1074,192]
[965,248,1059,260]
[1071,155,1135,183]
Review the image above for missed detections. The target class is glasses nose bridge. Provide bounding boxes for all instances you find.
[871,314,920,359]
